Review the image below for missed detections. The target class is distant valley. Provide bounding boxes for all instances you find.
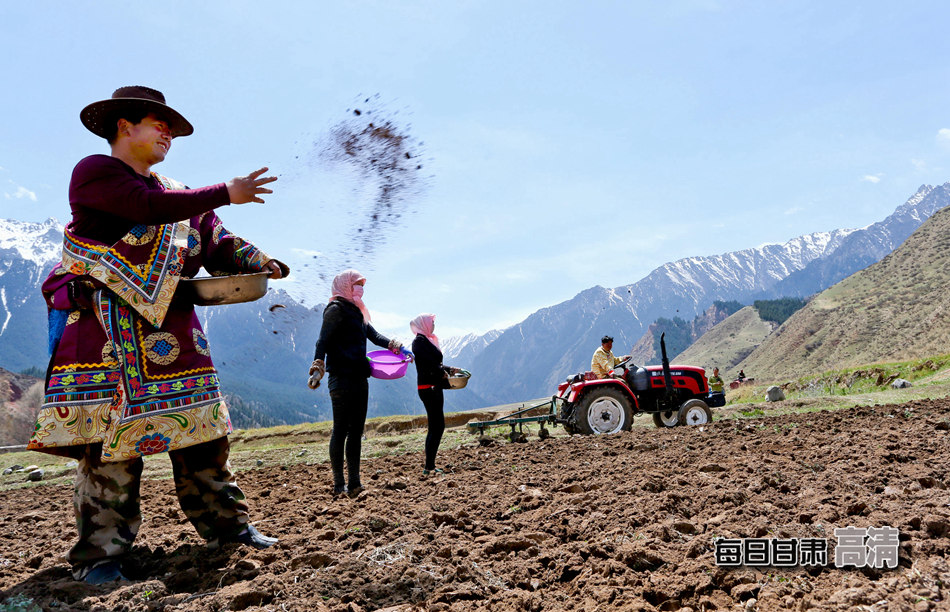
[448,183,950,404]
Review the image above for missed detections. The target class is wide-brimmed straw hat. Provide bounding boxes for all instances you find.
[80,86,194,139]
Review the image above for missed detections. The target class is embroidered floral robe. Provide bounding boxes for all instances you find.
[28,174,273,462]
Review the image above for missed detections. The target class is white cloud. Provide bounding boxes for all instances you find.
[503,271,530,282]
[861,174,882,184]
[291,247,323,257]
[784,206,804,216]
[3,185,37,201]
[938,128,950,144]
[368,309,413,338]
[911,158,927,171]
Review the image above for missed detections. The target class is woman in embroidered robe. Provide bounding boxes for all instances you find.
[27,86,286,584]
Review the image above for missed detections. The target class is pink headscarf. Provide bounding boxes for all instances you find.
[410,313,439,349]
[329,269,371,323]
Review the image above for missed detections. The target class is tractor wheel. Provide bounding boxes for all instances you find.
[678,399,712,426]
[652,410,679,428]
[574,388,633,435]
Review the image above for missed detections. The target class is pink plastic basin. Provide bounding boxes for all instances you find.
[367,350,411,380]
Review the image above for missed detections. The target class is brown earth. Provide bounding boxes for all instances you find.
[0,367,44,447]
[1,398,949,611]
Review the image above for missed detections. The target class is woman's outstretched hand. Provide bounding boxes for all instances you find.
[264,260,284,279]
[227,167,277,204]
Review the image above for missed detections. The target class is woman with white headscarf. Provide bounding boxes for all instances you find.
[410,314,459,476]
[309,270,402,497]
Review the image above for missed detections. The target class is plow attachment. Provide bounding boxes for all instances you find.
[467,396,566,442]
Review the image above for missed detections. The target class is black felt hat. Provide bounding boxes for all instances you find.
[80,86,194,139]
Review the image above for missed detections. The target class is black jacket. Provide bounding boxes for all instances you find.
[412,334,448,387]
[313,299,390,378]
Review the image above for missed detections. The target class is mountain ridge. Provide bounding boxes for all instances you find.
[765,184,950,299]
[1,183,948,419]
[457,183,950,405]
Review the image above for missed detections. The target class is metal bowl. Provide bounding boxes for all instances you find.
[178,272,270,306]
[447,369,471,390]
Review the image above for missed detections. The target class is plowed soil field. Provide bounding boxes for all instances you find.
[2,398,949,611]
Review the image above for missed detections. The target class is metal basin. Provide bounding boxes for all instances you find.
[178,272,270,306]
[447,370,471,390]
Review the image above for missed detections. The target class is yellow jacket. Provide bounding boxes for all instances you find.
[591,347,623,378]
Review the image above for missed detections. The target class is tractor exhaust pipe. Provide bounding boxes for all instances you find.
[660,332,674,397]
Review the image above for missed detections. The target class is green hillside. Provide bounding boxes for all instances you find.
[737,205,950,381]
[672,306,777,377]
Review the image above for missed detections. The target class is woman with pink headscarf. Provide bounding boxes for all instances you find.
[410,313,459,476]
[309,270,402,497]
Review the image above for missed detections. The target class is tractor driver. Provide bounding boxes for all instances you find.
[591,335,630,379]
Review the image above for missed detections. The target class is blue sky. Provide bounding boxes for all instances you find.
[3,1,950,340]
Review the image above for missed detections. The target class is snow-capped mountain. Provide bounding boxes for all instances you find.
[445,230,855,402]
[459,184,950,404]
[0,218,63,371]
[0,217,62,265]
[767,184,950,298]
[441,329,504,363]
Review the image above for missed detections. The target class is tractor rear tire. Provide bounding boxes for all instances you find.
[652,410,679,428]
[574,388,633,435]
[678,399,712,426]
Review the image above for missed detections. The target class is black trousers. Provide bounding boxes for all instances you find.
[418,387,445,470]
[328,374,369,488]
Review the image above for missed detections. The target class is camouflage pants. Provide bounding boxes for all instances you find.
[68,436,249,579]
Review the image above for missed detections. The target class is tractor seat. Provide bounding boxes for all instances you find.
[565,371,597,384]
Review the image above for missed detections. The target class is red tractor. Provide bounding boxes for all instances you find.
[556,333,724,434]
